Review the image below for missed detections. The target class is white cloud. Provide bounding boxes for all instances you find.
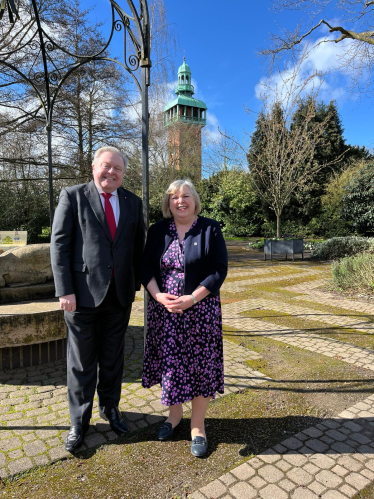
[205,112,221,143]
[255,34,354,105]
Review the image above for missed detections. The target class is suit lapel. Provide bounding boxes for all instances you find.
[114,187,129,243]
[84,181,112,242]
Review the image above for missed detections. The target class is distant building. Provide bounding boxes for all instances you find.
[164,58,207,180]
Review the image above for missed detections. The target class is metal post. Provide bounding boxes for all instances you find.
[0,0,151,236]
[141,65,149,345]
[46,126,54,228]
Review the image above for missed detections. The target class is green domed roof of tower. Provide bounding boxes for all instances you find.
[178,58,191,75]
[163,57,207,125]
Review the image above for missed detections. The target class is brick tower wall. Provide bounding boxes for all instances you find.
[167,123,202,180]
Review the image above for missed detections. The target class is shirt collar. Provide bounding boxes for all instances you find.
[95,184,118,197]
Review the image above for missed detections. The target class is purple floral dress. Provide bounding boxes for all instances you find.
[142,219,224,406]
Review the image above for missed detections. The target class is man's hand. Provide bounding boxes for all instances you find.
[59,294,76,312]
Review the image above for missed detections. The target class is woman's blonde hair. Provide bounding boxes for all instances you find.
[162,179,201,218]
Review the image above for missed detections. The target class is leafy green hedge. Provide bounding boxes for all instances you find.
[311,236,374,260]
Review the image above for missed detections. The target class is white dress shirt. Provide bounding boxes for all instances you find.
[95,185,120,227]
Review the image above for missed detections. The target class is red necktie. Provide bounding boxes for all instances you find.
[101,193,117,240]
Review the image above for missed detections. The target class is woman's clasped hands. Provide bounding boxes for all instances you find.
[155,292,194,314]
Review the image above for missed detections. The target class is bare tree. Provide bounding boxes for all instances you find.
[0,0,177,237]
[262,0,374,94]
[204,130,248,173]
[244,70,344,237]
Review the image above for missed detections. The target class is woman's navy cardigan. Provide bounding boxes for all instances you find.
[141,216,228,297]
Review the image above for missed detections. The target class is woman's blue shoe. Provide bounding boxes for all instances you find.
[191,436,208,457]
[157,419,182,441]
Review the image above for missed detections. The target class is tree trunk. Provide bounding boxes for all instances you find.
[276,212,281,238]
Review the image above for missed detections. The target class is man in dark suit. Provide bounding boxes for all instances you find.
[51,146,144,452]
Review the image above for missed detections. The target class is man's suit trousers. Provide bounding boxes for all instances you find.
[64,281,131,427]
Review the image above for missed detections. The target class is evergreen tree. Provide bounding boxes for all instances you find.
[288,99,346,220]
[341,162,374,236]
[246,95,330,238]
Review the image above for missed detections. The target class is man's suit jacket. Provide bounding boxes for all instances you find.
[51,180,144,308]
[141,216,228,297]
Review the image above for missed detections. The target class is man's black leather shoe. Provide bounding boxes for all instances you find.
[191,436,208,457]
[65,424,89,452]
[99,407,129,435]
[157,419,182,441]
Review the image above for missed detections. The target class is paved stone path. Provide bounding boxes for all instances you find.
[285,283,374,315]
[231,297,374,332]
[222,269,327,293]
[222,300,374,372]
[188,261,374,499]
[188,394,374,499]
[0,317,269,478]
[2,258,374,499]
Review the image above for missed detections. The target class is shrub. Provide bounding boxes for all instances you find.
[332,252,374,292]
[260,220,276,238]
[304,239,324,251]
[207,169,262,237]
[311,236,374,260]
[341,162,374,235]
[248,239,264,250]
[317,161,366,237]
[307,213,352,238]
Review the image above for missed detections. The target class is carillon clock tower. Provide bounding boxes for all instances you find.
[164,58,207,179]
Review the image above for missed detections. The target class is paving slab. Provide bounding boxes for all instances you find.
[188,395,374,498]
[0,323,269,477]
[222,269,326,293]
[3,258,374,499]
[222,300,374,372]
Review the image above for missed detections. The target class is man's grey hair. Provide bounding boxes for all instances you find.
[93,147,129,169]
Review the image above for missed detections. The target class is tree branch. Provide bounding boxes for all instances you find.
[263,19,374,58]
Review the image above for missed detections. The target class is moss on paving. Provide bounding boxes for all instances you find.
[3,327,374,499]
[287,297,374,320]
[2,243,374,498]
[220,297,243,305]
[223,326,374,414]
[224,267,305,283]
[354,484,374,498]
[222,274,330,301]
[237,307,374,350]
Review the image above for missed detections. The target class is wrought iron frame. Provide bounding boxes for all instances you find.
[0,0,151,231]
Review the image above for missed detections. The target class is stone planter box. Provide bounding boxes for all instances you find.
[264,239,304,261]
[0,300,66,369]
[0,244,66,369]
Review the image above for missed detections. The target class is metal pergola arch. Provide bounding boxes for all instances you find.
[0,0,151,230]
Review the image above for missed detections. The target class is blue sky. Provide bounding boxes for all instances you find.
[163,0,373,151]
[86,0,373,152]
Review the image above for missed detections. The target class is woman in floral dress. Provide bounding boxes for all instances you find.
[141,179,228,457]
